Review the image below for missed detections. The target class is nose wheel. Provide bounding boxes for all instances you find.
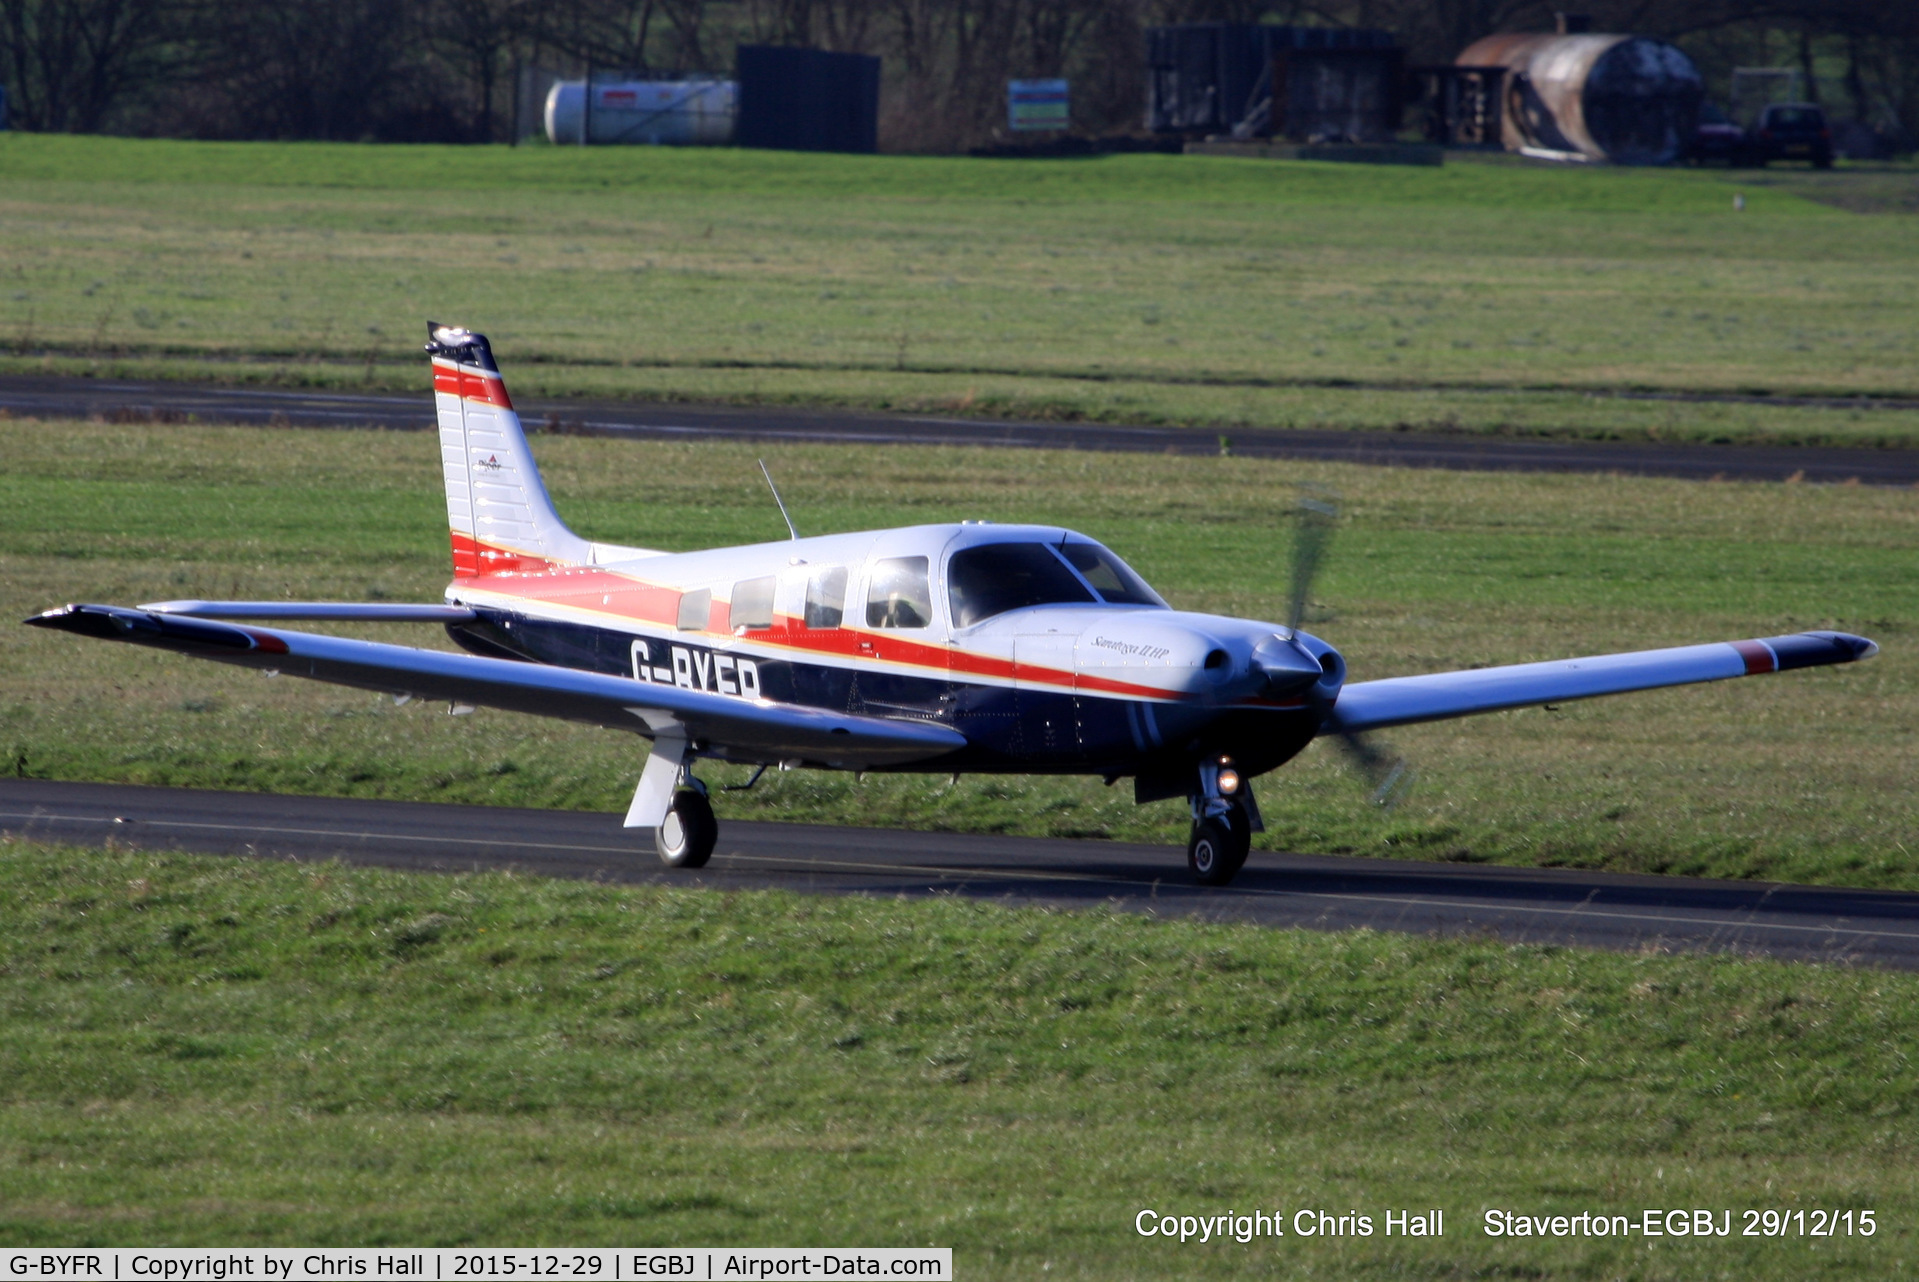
[1186,760,1259,886]
[1187,808,1252,885]
[656,787,718,868]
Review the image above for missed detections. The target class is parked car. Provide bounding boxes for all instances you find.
[1746,103,1833,168]
[1689,101,1745,164]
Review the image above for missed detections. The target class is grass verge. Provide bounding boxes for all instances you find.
[0,838,1913,1276]
[2,135,1917,443]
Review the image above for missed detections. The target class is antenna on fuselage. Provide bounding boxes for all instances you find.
[758,459,800,541]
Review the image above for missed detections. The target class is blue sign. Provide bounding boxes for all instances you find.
[1008,79,1068,132]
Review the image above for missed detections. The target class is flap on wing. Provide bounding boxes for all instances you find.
[1330,631,1877,735]
[28,604,965,770]
[141,600,477,622]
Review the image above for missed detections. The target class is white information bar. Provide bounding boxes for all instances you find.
[1,1251,952,1282]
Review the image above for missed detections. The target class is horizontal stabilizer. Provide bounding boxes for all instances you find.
[141,600,477,622]
[1330,631,1877,735]
[28,604,967,770]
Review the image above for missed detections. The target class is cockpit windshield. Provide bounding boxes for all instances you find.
[1058,540,1167,608]
[947,539,1168,628]
[948,543,1094,627]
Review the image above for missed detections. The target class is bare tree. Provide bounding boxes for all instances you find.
[527,0,709,75]
[194,0,445,139]
[0,0,179,131]
[427,0,533,141]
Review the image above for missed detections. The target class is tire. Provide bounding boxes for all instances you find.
[1813,150,1834,170]
[656,788,718,868]
[1187,810,1251,886]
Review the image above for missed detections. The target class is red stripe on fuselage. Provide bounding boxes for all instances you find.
[1731,639,1777,675]
[457,566,1190,700]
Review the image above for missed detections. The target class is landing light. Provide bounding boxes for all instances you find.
[1217,760,1241,796]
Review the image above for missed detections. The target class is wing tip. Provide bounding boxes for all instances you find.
[1774,630,1878,668]
[24,603,92,632]
[1825,631,1879,662]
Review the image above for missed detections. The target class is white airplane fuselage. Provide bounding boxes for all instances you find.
[442,520,1341,792]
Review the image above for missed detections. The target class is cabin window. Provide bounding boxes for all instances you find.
[1058,540,1167,608]
[865,556,933,629]
[676,588,711,631]
[947,542,1096,628]
[729,576,776,632]
[804,567,847,628]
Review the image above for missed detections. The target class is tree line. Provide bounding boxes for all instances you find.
[0,0,1912,152]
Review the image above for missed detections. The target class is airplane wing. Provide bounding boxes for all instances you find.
[1329,631,1877,735]
[140,599,476,622]
[27,603,966,770]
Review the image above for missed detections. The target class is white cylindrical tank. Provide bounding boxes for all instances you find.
[544,80,737,146]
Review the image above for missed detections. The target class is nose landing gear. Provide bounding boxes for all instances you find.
[1188,809,1251,884]
[1187,756,1260,885]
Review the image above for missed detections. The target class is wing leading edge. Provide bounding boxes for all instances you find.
[140,600,478,622]
[1328,631,1877,735]
[27,604,965,770]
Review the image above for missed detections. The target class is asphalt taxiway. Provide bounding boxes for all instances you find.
[4,374,1916,485]
[6,778,1917,969]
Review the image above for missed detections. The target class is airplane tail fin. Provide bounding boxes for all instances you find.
[427,322,593,577]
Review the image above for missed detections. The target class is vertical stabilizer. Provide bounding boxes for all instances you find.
[427,322,592,577]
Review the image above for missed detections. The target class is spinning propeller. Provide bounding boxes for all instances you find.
[1281,489,1414,808]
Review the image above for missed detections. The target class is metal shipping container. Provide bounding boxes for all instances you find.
[1147,24,1394,137]
[1267,47,1403,142]
[736,45,881,154]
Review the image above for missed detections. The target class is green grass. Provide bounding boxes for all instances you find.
[5,419,1913,890]
[6,135,1915,1273]
[3,135,1919,445]
[1,839,1914,1275]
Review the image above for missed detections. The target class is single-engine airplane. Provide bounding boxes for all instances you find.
[29,324,1879,885]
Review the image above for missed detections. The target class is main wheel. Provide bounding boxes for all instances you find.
[1187,810,1251,886]
[656,788,718,868]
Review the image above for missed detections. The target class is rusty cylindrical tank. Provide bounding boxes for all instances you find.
[1457,33,1702,164]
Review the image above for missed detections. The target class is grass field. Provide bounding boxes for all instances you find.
[3,136,1915,1269]
[0,839,1914,1276]
[6,417,1913,890]
[3,135,1919,446]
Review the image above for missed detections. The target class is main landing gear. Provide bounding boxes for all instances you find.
[1187,756,1260,886]
[625,735,719,868]
[656,785,717,868]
